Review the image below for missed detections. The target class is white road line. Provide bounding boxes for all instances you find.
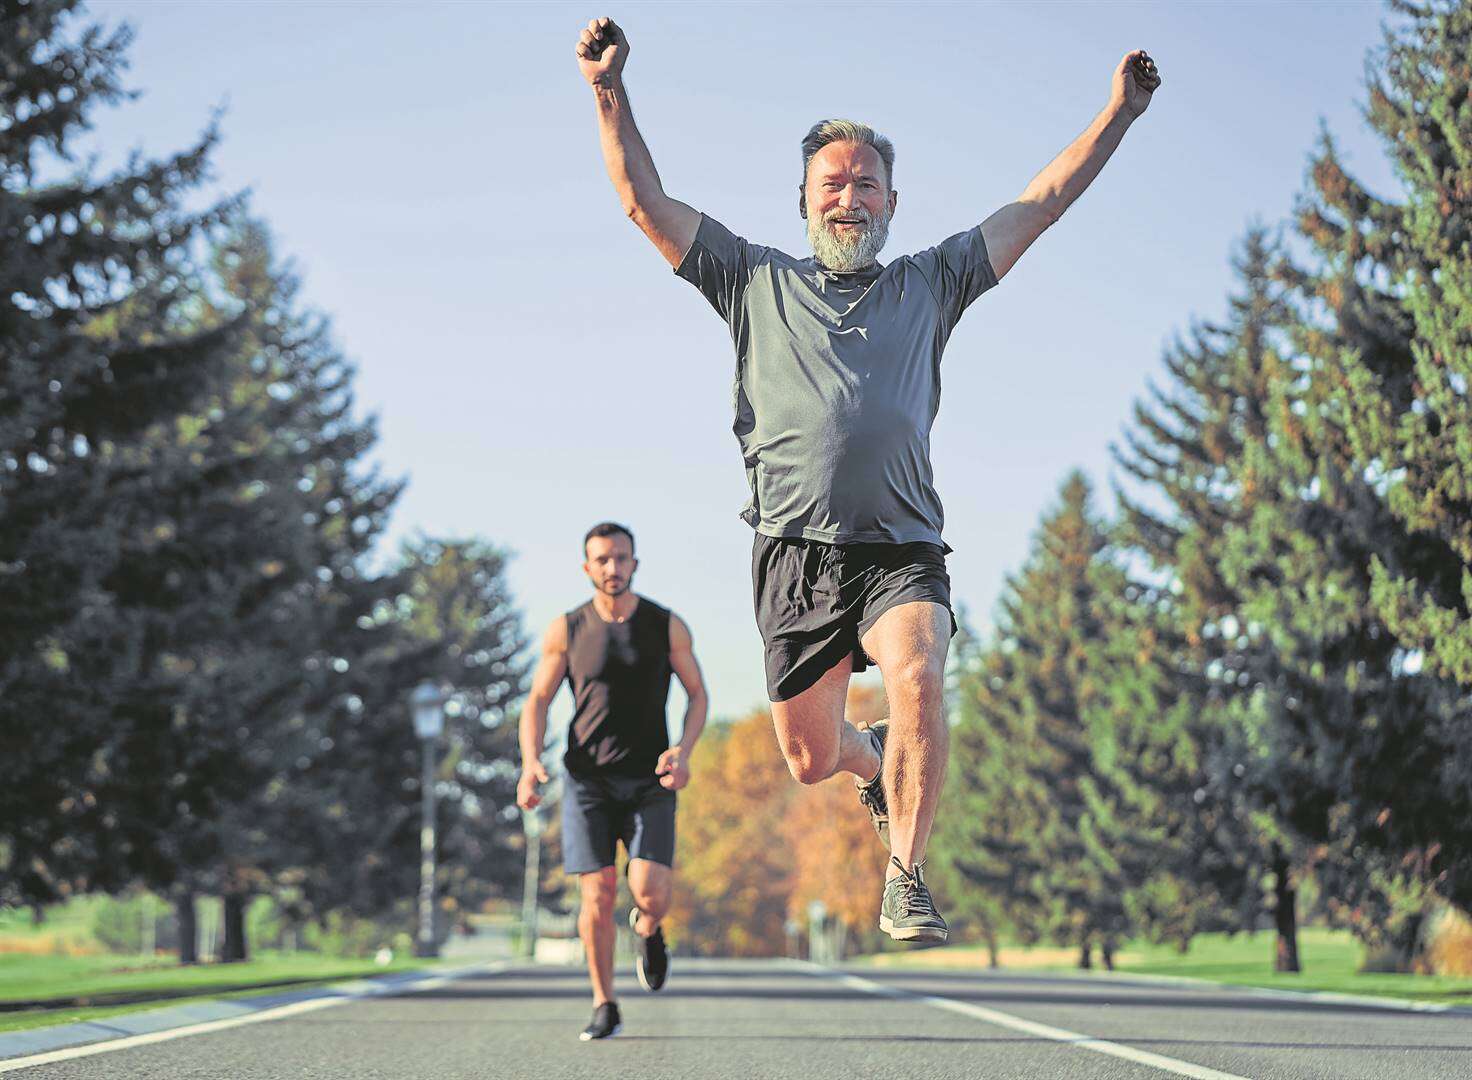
[813,967,1251,1080]
[0,961,513,1074]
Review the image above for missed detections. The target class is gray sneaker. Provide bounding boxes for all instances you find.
[879,857,948,943]
[854,719,889,841]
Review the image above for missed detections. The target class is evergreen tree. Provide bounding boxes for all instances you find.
[0,0,239,907]
[1114,232,1303,966]
[1255,0,1472,945]
[265,537,527,938]
[942,473,1177,967]
[1287,1,1472,932]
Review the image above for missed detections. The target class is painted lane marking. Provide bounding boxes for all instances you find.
[807,965,1250,1080]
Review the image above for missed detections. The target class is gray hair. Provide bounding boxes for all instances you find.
[800,118,895,189]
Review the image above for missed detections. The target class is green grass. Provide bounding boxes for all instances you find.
[857,928,1472,1006]
[1112,929,1472,1004]
[0,952,440,1035]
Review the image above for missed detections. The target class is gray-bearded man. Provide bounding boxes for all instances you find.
[575,16,1160,942]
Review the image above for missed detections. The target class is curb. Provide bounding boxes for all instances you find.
[0,959,514,1068]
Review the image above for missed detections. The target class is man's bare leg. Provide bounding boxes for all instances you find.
[626,858,673,991]
[577,867,618,1005]
[627,859,672,936]
[860,601,951,879]
[770,655,881,785]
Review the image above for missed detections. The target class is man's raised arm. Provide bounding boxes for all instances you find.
[980,50,1162,280]
[576,18,700,268]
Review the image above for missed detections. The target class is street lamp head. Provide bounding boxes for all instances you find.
[411,680,446,740]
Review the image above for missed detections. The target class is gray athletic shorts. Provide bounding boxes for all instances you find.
[752,534,956,702]
[561,770,677,875]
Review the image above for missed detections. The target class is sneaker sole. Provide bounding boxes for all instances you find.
[579,1023,622,1041]
[879,914,949,943]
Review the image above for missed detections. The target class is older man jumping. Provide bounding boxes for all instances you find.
[575,16,1160,942]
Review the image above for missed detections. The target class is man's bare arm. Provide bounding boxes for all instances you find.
[517,617,569,810]
[981,50,1161,279]
[656,613,708,790]
[576,18,700,268]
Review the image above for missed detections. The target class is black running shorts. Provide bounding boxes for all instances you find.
[560,770,677,875]
[752,534,956,702]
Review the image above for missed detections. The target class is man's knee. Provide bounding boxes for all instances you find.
[579,873,617,928]
[785,747,836,785]
[632,882,670,920]
[888,655,945,711]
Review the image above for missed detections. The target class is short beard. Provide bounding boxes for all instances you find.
[807,204,891,272]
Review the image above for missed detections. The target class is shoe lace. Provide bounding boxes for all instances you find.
[891,857,938,918]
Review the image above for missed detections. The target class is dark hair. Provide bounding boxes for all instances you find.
[583,521,635,557]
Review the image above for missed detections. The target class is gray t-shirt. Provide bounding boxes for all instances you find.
[675,213,999,545]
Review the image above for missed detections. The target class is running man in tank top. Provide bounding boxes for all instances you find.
[517,522,708,1041]
[574,18,1161,943]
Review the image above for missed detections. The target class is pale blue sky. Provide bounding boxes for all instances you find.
[92,0,1394,725]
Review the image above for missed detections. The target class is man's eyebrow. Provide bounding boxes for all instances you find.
[819,168,879,182]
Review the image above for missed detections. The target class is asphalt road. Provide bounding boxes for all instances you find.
[7,959,1472,1079]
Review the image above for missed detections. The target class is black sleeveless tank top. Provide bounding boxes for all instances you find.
[562,595,673,778]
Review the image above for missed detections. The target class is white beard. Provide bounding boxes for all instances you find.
[807,203,891,272]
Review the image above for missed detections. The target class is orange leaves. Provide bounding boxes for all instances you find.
[668,684,892,956]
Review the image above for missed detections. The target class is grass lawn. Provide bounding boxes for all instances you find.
[0,952,440,1035]
[857,928,1472,1006]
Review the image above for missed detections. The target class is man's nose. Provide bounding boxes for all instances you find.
[837,184,858,208]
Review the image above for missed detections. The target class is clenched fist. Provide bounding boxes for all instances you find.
[1112,49,1162,119]
[576,17,628,87]
[517,760,550,811]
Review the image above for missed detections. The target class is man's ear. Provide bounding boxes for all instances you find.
[798,185,807,219]
[889,187,899,218]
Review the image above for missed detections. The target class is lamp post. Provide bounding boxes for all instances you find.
[807,899,827,964]
[411,680,446,958]
[520,807,542,959]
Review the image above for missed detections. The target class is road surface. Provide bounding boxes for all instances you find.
[5,958,1471,1078]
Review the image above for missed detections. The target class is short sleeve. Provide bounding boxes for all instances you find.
[909,226,999,332]
[674,214,766,324]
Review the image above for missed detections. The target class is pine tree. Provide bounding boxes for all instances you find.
[942,473,1173,966]
[1261,0,1472,941]
[0,0,239,906]
[1325,1,1472,692]
[1114,232,1302,966]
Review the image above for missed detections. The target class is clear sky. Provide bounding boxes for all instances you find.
[90,0,1396,728]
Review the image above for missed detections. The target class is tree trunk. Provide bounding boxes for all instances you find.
[1272,849,1300,973]
[1398,908,1429,974]
[221,893,249,963]
[176,892,198,965]
[986,931,1000,969]
[1102,940,1116,972]
[1078,940,1093,970]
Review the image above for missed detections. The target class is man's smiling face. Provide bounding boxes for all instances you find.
[802,140,898,272]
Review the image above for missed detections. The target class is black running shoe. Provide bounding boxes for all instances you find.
[579,1001,622,1041]
[629,906,669,992]
[879,857,949,943]
[854,719,889,841]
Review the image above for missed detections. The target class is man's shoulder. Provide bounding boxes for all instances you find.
[635,593,673,620]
